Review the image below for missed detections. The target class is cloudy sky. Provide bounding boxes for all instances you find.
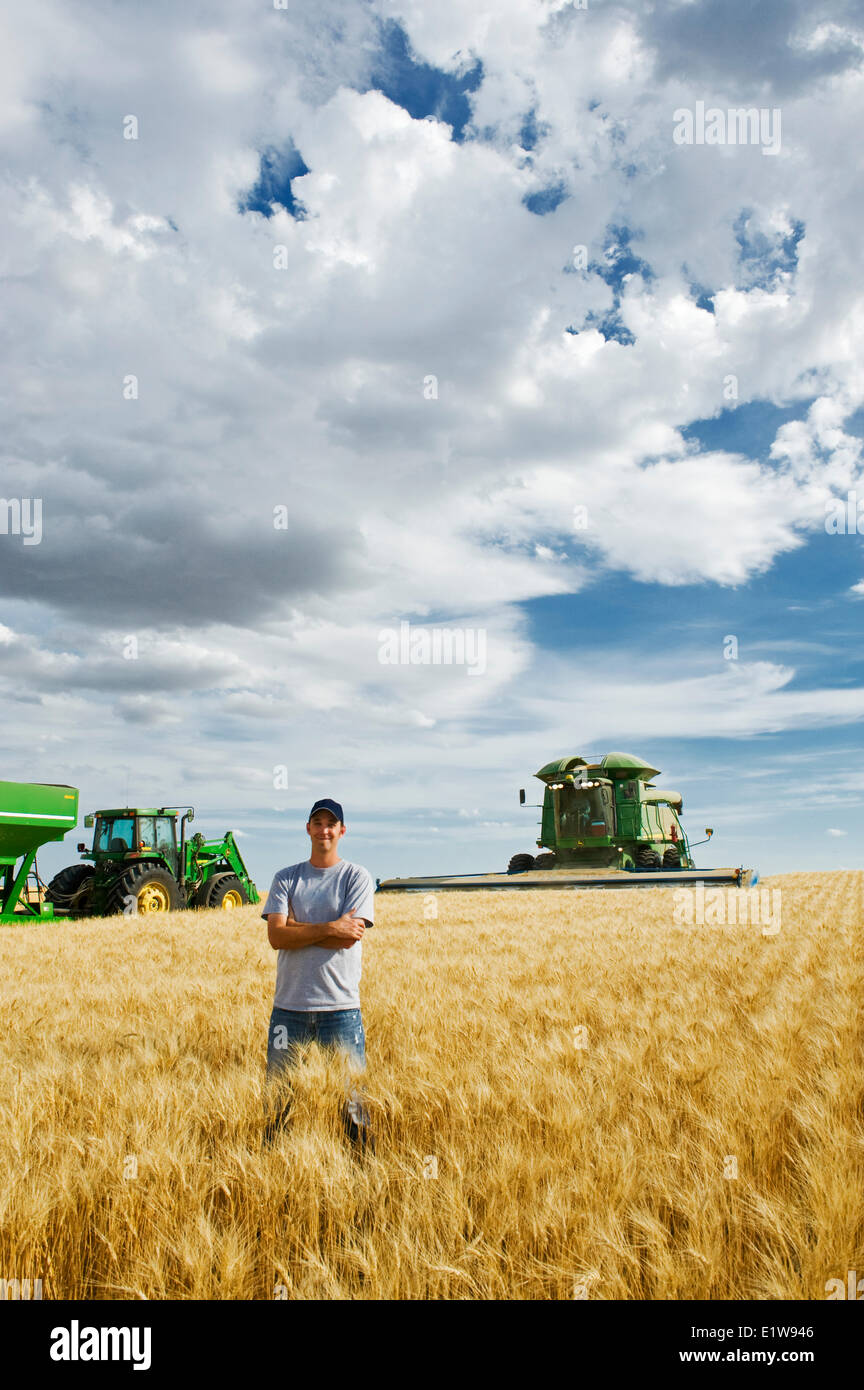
[2,0,863,887]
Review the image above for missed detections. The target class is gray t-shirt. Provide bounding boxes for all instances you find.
[261,859,375,1011]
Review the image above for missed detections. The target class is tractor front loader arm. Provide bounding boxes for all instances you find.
[214,831,260,904]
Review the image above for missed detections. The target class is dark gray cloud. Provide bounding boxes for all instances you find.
[0,639,223,697]
[635,0,862,95]
[0,506,365,628]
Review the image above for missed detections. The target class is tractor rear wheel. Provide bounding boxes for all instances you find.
[106,865,183,916]
[533,852,556,869]
[45,863,96,914]
[205,874,249,909]
[635,846,662,869]
[662,846,681,868]
[507,853,535,874]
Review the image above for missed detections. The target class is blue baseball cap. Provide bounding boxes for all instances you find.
[308,798,344,824]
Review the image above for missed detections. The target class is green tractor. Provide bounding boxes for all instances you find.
[509,751,709,873]
[45,806,259,916]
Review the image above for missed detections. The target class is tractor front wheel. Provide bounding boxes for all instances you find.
[205,874,249,909]
[662,846,681,868]
[106,865,183,916]
[45,863,96,914]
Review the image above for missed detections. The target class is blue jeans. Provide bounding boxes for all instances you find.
[264,1007,371,1147]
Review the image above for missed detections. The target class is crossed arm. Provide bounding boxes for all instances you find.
[266,905,369,951]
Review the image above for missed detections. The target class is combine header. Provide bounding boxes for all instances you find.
[377,751,755,892]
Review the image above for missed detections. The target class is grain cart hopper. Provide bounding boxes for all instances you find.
[46,806,260,916]
[0,780,79,923]
[377,751,755,892]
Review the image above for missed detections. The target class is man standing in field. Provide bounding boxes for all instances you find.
[262,798,375,1152]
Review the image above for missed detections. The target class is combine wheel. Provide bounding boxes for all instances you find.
[635,846,662,869]
[662,846,681,868]
[533,852,556,869]
[507,853,535,874]
[45,863,96,913]
[106,865,183,915]
[206,874,249,909]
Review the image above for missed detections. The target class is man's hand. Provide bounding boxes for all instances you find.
[322,911,365,948]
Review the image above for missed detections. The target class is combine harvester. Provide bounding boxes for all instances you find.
[377,751,756,892]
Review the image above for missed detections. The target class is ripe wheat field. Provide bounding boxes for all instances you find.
[1,871,862,1300]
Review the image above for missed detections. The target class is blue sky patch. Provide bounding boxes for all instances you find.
[734,209,805,290]
[682,399,813,459]
[522,531,864,682]
[578,310,635,345]
[565,225,652,340]
[523,181,569,215]
[685,275,715,312]
[595,225,654,290]
[239,142,310,219]
[519,108,549,151]
[519,109,539,150]
[362,18,482,142]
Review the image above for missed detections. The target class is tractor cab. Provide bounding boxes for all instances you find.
[85,809,184,875]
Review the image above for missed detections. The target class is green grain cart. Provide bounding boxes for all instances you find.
[45,806,260,916]
[0,780,79,923]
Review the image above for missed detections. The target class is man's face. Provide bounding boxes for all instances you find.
[307,810,345,850]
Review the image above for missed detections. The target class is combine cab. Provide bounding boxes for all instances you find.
[46,806,259,916]
[513,751,696,872]
[377,751,755,892]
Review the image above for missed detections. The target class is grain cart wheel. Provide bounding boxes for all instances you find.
[206,874,249,909]
[45,863,96,914]
[507,853,535,873]
[635,846,662,869]
[106,865,183,916]
[533,852,557,869]
[662,846,681,868]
